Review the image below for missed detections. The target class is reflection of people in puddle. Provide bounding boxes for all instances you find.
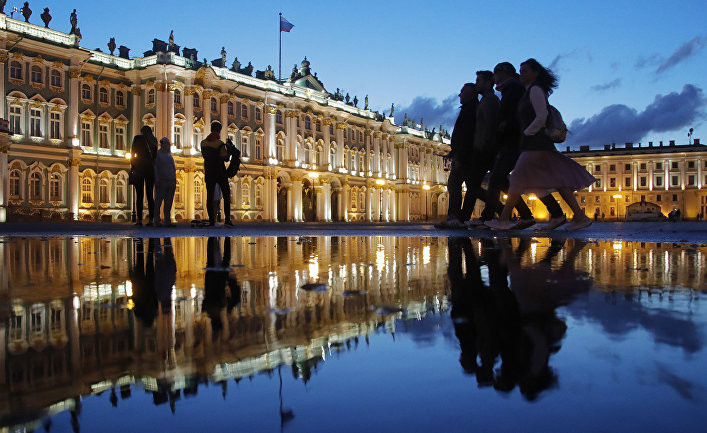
[448,237,590,400]
[155,237,177,370]
[203,237,240,342]
[131,238,158,327]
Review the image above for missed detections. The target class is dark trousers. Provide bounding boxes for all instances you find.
[205,176,231,224]
[133,172,154,222]
[154,182,176,224]
[481,147,563,220]
[447,152,495,221]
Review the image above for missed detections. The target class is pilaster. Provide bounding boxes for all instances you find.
[0,133,9,222]
[68,68,81,145]
[68,148,82,219]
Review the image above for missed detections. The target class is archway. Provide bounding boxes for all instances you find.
[277,177,288,222]
[302,179,316,222]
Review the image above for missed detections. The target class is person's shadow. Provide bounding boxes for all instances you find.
[202,237,241,342]
[448,237,592,400]
[131,238,158,328]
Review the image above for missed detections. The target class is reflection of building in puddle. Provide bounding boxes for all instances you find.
[0,236,448,431]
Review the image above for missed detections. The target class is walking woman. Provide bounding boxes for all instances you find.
[485,59,595,231]
[130,125,158,225]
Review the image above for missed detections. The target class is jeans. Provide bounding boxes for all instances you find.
[205,176,231,224]
[154,182,176,225]
[133,171,154,222]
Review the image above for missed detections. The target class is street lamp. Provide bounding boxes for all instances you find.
[613,194,622,220]
[422,184,430,221]
[376,179,385,221]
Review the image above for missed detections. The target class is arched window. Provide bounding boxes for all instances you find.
[99,179,110,204]
[49,173,62,202]
[193,127,203,151]
[276,110,283,124]
[240,132,250,158]
[276,139,285,162]
[81,83,92,101]
[241,182,250,206]
[351,188,357,210]
[116,179,126,204]
[255,136,263,160]
[174,124,182,149]
[116,91,124,107]
[193,93,201,109]
[255,184,263,207]
[255,107,262,121]
[174,89,182,105]
[99,87,109,104]
[9,170,22,199]
[359,191,365,210]
[304,143,312,165]
[147,88,155,105]
[31,65,43,84]
[29,108,42,137]
[175,182,182,205]
[343,150,349,169]
[350,151,357,171]
[329,145,336,168]
[9,105,22,134]
[227,101,234,116]
[210,97,218,113]
[29,172,42,201]
[314,146,322,166]
[304,116,311,130]
[240,103,248,119]
[10,61,23,80]
[81,177,93,204]
[194,179,203,207]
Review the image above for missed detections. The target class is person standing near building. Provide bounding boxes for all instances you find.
[153,137,176,227]
[201,121,233,227]
[435,83,478,229]
[130,125,158,226]
[485,58,594,231]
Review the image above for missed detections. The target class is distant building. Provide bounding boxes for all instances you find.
[564,140,707,221]
[0,12,450,223]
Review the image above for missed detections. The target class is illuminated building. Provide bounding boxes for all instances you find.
[0,11,450,223]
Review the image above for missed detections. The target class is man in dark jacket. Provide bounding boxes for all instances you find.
[201,121,233,226]
[435,83,478,229]
[130,125,158,225]
[472,62,565,229]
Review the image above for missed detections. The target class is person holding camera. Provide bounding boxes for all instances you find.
[201,121,234,226]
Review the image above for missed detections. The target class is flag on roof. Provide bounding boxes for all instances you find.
[280,16,294,32]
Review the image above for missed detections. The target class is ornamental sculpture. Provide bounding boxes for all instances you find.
[40,7,51,27]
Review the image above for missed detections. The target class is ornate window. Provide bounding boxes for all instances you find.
[255,107,262,121]
[81,177,93,204]
[305,116,311,130]
[193,127,203,151]
[194,179,202,207]
[351,189,357,209]
[30,108,42,137]
[29,172,42,201]
[81,121,92,147]
[49,70,61,88]
[9,105,22,134]
[227,101,234,116]
[174,125,182,149]
[329,145,336,168]
[175,182,182,205]
[10,61,23,81]
[304,143,312,165]
[49,173,62,202]
[240,133,250,158]
[359,191,365,210]
[116,179,126,204]
[81,83,92,101]
[240,103,248,119]
[99,179,110,204]
[9,170,22,199]
[255,184,263,207]
[31,65,43,85]
[174,89,182,106]
[276,110,283,124]
[211,97,218,113]
[193,93,201,109]
[276,139,285,161]
[99,124,110,148]
[241,182,251,207]
[50,112,62,140]
[115,91,125,107]
[99,87,109,105]
[147,88,155,105]
[255,136,263,160]
[115,126,126,150]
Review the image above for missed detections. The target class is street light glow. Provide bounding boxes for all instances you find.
[375,179,385,186]
[422,184,431,190]
[307,172,320,179]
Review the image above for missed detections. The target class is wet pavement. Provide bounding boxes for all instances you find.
[0,234,706,432]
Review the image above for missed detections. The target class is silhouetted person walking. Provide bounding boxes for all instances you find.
[153,137,176,227]
[130,125,157,225]
[201,122,233,226]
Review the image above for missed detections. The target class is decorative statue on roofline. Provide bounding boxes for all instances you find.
[221,47,227,65]
[364,95,369,110]
[20,1,31,22]
[353,96,358,107]
[168,30,174,47]
[390,103,395,117]
[108,37,116,55]
[232,57,241,71]
[69,8,77,34]
[0,0,6,14]
[345,93,350,104]
[40,7,51,27]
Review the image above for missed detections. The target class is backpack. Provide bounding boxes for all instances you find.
[225,145,241,178]
[546,104,568,143]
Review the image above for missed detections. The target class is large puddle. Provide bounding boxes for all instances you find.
[1,236,706,432]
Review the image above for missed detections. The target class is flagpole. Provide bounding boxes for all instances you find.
[278,12,282,83]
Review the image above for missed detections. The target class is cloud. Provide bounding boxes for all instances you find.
[393,94,459,131]
[656,36,707,74]
[590,78,621,92]
[634,54,661,69]
[548,49,592,71]
[567,84,706,148]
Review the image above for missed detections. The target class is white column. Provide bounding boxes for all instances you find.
[185,167,195,221]
[335,124,345,168]
[203,90,212,133]
[184,88,194,153]
[166,83,175,144]
[68,149,81,219]
[365,186,374,221]
[155,82,164,139]
[291,177,303,221]
[0,133,8,222]
[286,110,297,165]
[315,184,324,221]
[220,95,228,141]
[342,183,350,221]
[322,181,331,221]
[69,68,81,145]
[373,133,381,176]
[0,51,6,120]
[264,106,277,160]
[131,86,141,139]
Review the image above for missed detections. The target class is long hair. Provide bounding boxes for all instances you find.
[521,58,558,95]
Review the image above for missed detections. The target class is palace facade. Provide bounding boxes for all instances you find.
[0,12,451,223]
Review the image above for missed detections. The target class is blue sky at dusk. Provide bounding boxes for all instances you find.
[19,0,706,148]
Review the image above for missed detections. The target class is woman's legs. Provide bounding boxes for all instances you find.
[557,187,585,219]
[498,194,521,221]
